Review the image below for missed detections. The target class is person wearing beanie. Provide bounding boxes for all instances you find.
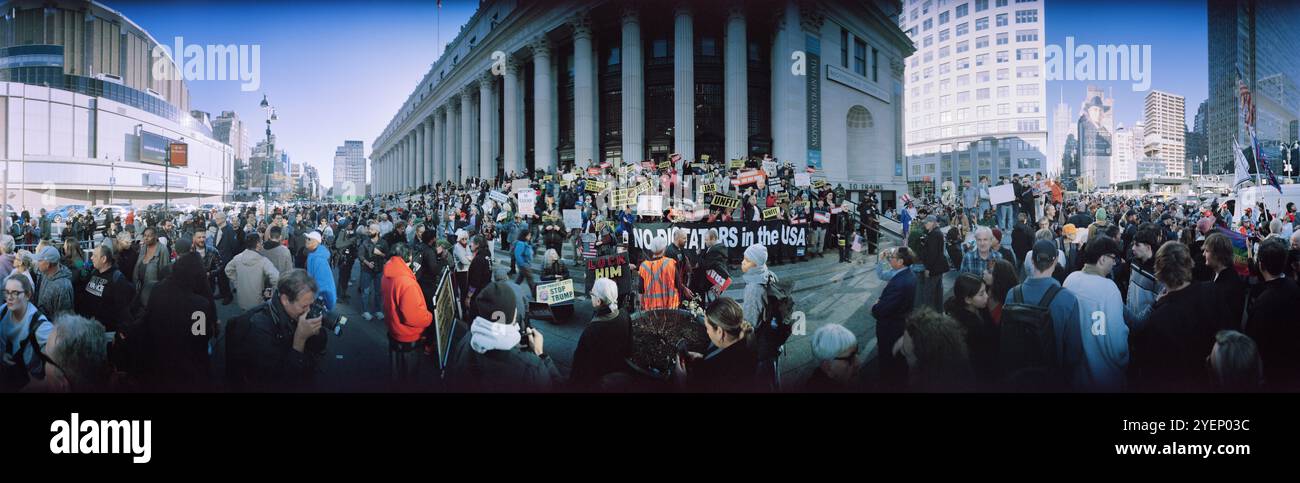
[445,281,560,392]
[1063,235,1129,391]
[740,243,776,328]
[382,242,433,388]
[569,277,632,391]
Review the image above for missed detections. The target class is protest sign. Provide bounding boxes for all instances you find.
[562,173,577,182]
[512,179,531,193]
[632,221,808,265]
[517,190,537,216]
[613,188,637,207]
[536,279,574,305]
[563,209,583,230]
[698,183,717,194]
[989,183,1015,205]
[729,159,745,169]
[812,179,828,190]
[657,160,671,170]
[794,173,811,187]
[731,169,767,187]
[586,254,633,295]
[587,167,602,176]
[585,180,607,193]
[488,191,509,204]
[711,194,741,210]
[763,161,777,177]
[762,207,780,220]
[637,195,665,216]
[700,154,710,162]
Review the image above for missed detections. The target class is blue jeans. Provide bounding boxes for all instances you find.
[361,270,383,314]
[997,205,1014,231]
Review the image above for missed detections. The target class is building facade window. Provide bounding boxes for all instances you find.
[1015,9,1038,23]
[854,38,867,76]
[976,0,989,12]
[976,17,988,31]
[939,28,950,42]
[956,22,969,36]
[1016,47,1038,60]
[996,33,1008,45]
[956,3,968,17]
[976,35,989,49]
[1016,30,1039,42]
[939,11,950,24]
[996,13,1007,27]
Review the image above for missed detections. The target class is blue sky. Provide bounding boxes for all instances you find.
[111,0,478,189]
[1045,0,1208,133]
[106,0,1211,187]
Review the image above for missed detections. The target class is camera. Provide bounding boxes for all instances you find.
[308,299,347,337]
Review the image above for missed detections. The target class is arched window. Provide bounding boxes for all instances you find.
[847,106,875,180]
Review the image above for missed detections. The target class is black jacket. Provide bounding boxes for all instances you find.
[1012,222,1036,263]
[467,250,493,296]
[1245,277,1300,389]
[213,221,239,263]
[415,244,448,301]
[1132,283,1220,392]
[569,306,631,390]
[73,266,135,333]
[947,305,998,386]
[922,227,948,274]
[686,341,761,392]
[138,272,218,391]
[1211,267,1248,330]
[225,297,327,392]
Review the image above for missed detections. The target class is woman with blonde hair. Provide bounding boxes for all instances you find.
[675,297,761,392]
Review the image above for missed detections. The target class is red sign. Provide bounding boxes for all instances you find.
[600,161,611,168]
[730,169,767,186]
[167,143,188,167]
[587,167,602,176]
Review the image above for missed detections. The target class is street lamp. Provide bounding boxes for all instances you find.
[260,94,276,208]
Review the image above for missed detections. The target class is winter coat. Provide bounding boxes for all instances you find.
[382,256,433,344]
[225,249,280,311]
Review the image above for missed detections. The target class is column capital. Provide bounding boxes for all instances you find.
[425,116,435,128]
[620,1,640,25]
[479,71,495,89]
[890,57,906,78]
[799,0,825,32]
[449,101,460,113]
[673,2,691,19]
[571,13,593,40]
[462,83,477,99]
[726,2,745,22]
[529,35,552,58]
[505,57,520,75]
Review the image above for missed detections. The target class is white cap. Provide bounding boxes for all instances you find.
[306,231,322,243]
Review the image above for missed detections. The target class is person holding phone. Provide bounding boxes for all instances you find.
[674,297,760,392]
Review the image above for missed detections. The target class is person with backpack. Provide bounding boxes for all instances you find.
[0,274,53,390]
[740,244,774,328]
[1001,240,1083,391]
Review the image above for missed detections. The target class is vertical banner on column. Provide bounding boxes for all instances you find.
[806,32,822,171]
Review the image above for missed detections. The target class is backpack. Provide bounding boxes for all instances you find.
[999,285,1060,386]
[0,305,49,391]
[751,273,795,363]
[223,302,265,391]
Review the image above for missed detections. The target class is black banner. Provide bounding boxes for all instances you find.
[631,221,807,264]
[584,253,633,295]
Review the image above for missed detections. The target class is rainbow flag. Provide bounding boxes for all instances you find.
[1216,225,1251,278]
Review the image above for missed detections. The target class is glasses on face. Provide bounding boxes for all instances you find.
[4,290,25,298]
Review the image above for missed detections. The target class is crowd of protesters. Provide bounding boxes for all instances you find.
[3,152,1295,393]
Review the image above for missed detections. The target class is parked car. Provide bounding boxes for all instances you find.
[92,204,133,226]
[47,204,89,224]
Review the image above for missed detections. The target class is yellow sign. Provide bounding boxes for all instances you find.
[700,154,710,162]
[762,207,780,220]
[711,194,741,210]
[614,188,637,207]
[813,179,828,190]
[729,159,745,169]
[657,160,671,170]
[586,180,607,193]
[698,183,717,194]
[543,175,554,182]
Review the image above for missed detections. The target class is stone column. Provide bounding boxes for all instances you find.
[621,4,644,163]
[431,111,443,183]
[532,36,556,174]
[444,104,457,183]
[503,58,522,177]
[572,14,596,165]
[461,87,474,183]
[673,4,695,162]
[423,118,434,186]
[725,3,748,162]
[414,127,424,190]
[771,0,807,165]
[480,72,496,183]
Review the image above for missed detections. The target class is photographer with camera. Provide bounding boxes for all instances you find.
[446,281,560,392]
[382,242,433,389]
[225,269,328,392]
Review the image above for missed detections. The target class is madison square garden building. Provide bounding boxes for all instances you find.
[372,0,915,208]
[0,0,235,210]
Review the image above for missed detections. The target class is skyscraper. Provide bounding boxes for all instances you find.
[1186,100,1209,175]
[904,0,1048,189]
[1051,87,1072,174]
[1144,90,1186,178]
[1207,0,1300,176]
[1113,123,1133,184]
[334,140,366,200]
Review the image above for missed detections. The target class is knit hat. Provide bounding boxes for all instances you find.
[1095,208,1108,222]
[744,244,768,266]
[1062,223,1078,238]
[1197,216,1216,234]
[473,281,520,325]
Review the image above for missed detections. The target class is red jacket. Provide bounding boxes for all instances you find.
[382,256,433,343]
